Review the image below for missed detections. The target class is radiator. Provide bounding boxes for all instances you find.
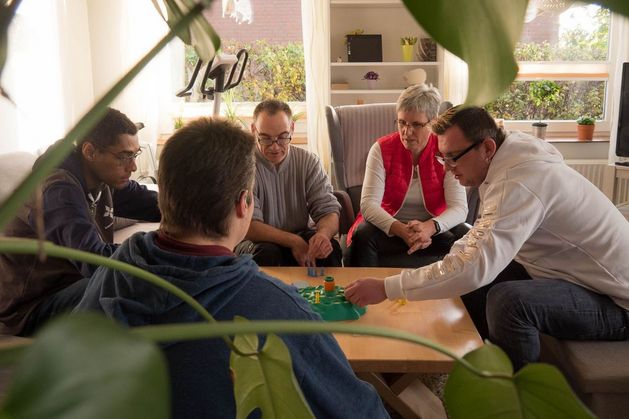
[566,160,629,204]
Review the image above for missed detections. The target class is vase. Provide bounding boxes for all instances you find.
[577,124,595,141]
[401,44,414,62]
[366,79,377,90]
[532,122,547,140]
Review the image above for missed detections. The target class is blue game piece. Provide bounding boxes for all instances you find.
[307,267,316,277]
[319,267,325,276]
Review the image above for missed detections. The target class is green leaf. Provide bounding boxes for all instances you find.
[0,0,22,98]
[402,0,527,105]
[515,363,594,419]
[444,343,594,419]
[597,0,629,16]
[0,313,170,419]
[230,319,314,419]
[154,0,220,61]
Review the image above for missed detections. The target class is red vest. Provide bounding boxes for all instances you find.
[347,132,446,245]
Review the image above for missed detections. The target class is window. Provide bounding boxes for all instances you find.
[174,1,307,141]
[486,3,619,133]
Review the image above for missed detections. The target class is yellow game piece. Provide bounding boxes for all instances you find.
[397,299,407,305]
[314,290,321,304]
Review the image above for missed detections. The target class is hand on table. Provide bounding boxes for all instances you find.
[344,278,387,307]
[308,232,333,260]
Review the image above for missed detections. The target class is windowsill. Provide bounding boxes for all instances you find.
[546,137,609,143]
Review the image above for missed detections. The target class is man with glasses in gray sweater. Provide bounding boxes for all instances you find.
[235,99,342,267]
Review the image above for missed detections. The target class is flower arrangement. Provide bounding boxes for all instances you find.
[401,36,417,46]
[362,71,379,80]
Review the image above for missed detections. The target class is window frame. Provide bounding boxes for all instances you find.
[503,11,623,136]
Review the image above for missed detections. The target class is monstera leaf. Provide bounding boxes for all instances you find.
[402,0,629,105]
[151,0,220,61]
[0,313,170,419]
[229,317,314,419]
[444,343,594,419]
[402,0,526,105]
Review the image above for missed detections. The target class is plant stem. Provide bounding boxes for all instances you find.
[0,237,248,354]
[0,3,204,232]
[132,321,510,380]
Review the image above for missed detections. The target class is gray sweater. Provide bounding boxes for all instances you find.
[253,146,340,233]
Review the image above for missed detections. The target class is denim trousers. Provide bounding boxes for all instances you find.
[20,277,90,336]
[467,264,629,370]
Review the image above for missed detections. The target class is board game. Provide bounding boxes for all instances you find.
[297,276,366,321]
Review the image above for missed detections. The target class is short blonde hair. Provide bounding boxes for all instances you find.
[396,84,441,121]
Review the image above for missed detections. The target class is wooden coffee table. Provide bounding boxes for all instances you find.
[262,267,483,419]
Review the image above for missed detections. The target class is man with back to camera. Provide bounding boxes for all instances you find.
[234,99,343,267]
[75,117,389,418]
[0,107,160,336]
[345,106,629,370]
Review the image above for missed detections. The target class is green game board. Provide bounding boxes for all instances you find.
[298,285,366,321]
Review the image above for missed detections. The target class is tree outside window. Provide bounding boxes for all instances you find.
[486,4,610,123]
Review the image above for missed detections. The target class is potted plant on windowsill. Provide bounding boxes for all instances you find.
[529,80,561,140]
[576,116,595,141]
[362,71,379,90]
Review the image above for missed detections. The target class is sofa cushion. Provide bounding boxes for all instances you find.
[0,152,37,204]
[540,334,629,394]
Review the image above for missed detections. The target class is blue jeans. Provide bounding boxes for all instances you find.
[486,278,629,370]
[20,277,90,336]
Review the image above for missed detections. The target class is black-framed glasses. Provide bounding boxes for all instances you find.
[100,148,142,166]
[395,119,430,132]
[435,141,481,167]
[256,133,292,146]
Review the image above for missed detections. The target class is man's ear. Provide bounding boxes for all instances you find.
[236,190,251,218]
[82,142,97,161]
[482,137,497,161]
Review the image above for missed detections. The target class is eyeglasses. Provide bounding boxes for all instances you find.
[395,119,431,132]
[256,133,292,146]
[435,141,481,167]
[100,148,142,166]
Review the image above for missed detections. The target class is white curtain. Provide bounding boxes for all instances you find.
[300,0,331,173]
[0,0,93,154]
[442,50,468,106]
[0,0,177,167]
[86,0,177,177]
[609,14,629,163]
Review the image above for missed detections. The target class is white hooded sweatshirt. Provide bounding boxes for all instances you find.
[385,131,629,311]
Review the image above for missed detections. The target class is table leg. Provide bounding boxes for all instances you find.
[358,372,447,419]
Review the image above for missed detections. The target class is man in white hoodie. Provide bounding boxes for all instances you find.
[345,106,629,370]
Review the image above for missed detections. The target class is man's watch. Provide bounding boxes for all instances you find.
[431,219,441,236]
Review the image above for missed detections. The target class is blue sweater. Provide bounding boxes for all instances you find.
[76,232,389,419]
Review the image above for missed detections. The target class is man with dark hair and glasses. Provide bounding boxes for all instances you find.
[235,99,342,267]
[346,84,468,267]
[0,107,160,336]
[346,106,629,371]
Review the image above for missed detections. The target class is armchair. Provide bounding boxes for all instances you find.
[325,103,479,266]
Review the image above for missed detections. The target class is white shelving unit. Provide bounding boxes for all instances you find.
[329,0,443,106]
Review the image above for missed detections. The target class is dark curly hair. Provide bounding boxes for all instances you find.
[78,107,138,149]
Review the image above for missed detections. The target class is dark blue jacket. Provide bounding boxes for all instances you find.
[39,151,160,276]
[76,231,389,419]
[0,149,160,335]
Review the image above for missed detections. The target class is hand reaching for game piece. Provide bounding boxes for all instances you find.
[344,278,387,307]
[291,237,314,267]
